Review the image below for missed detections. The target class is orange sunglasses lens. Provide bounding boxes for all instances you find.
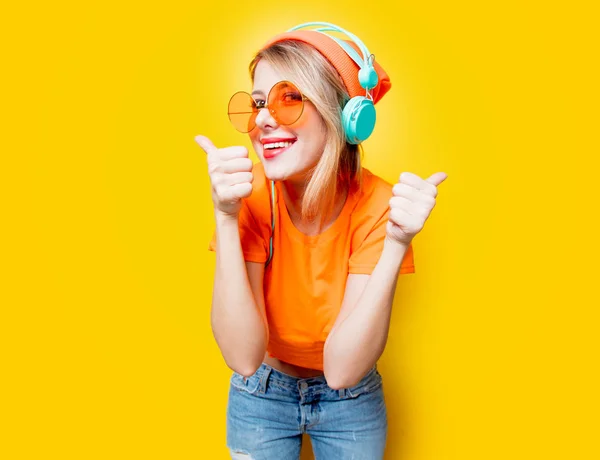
[268,81,305,126]
[228,91,257,133]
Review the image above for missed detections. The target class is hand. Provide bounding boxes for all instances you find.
[195,135,254,219]
[386,171,448,246]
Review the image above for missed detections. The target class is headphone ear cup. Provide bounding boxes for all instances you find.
[342,96,376,144]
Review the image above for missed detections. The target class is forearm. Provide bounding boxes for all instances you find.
[323,239,408,389]
[211,213,268,376]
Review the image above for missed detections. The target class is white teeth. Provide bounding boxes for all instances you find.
[264,141,293,150]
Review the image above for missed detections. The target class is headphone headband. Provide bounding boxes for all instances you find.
[286,22,378,92]
[287,22,372,68]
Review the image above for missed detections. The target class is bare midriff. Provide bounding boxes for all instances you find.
[262,352,324,378]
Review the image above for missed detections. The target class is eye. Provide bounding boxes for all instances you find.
[254,99,266,109]
[282,92,302,103]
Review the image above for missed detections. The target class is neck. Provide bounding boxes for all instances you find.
[280,177,348,236]
[281,178,306,217]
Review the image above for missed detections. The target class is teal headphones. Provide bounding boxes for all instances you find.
[263,22,377,266]
[286,22,379,145]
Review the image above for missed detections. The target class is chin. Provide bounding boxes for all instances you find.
[266,167,312,186]
[261,165,290,182]
[257,150,314,183]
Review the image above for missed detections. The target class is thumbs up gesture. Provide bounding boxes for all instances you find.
[195,135,254,218]
[386,171,448,246]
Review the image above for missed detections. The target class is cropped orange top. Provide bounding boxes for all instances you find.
[209,163,415,370]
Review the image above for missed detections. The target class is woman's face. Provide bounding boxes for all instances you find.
[249,59,328,183]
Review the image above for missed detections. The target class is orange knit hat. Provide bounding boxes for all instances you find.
[259,30,391,105]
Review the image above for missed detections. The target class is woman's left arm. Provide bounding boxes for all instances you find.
[323,171,448,389]
[323,239,407,390]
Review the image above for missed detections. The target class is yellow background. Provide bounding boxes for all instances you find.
[2,1,598,459]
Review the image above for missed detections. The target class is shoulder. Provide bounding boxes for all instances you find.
[241,162,271,222]
[351,168,394,219]
[345,169,394,269]
[244,163,270,211]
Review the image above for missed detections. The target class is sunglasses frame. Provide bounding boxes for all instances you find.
[228,80,310,133]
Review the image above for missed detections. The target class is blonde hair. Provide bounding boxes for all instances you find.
[249,40,363,225]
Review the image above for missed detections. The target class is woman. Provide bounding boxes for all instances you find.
[196,22,447,460]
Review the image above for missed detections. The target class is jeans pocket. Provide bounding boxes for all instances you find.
[230,371,261,395]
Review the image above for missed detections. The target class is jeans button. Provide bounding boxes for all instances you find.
[300,382,308,390]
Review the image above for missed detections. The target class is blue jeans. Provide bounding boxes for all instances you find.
[226,362,387,459]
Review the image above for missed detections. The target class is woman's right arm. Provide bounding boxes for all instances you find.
[212,214,268,377]
[196,135,268,377]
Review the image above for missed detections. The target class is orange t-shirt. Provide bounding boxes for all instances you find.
[209,163,415,370]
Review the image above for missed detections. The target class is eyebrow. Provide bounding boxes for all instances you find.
[251,90,265,97]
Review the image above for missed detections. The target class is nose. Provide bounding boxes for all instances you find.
[254,106,278,130]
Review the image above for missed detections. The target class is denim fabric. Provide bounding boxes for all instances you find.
[226,362,387,459]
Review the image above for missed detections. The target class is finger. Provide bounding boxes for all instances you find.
[221,157,253,174]
[195,135,218,155]
[392,182,420,201]
[231,182,253,199]
[389,208,423,234]
[389,196,416,215]
[218,146,250,161]
[393,186,436,206]
[390,196,433,221]
[225,171,254,186]
[399,172,438,197]
[219,182,253,202]
[425,172,448,187]
[389,207,414,227]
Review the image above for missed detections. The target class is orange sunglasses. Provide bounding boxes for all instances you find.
[228,81,310,133]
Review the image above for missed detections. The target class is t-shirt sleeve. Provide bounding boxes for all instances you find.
[208,200,269,264]
[348,209,416,275]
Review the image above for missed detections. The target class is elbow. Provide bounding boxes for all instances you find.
[227,357,263,378]
[325,371,360,390]
[323,348,366,390]
[225,335,268,378]
[324,357,359,390]
[215,319,269,379]
[325,377,345,391]
[235,363,262,379]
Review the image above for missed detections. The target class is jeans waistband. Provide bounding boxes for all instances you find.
[249,362,379,399]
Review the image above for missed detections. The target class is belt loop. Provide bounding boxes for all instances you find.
[259,364,272,394]
[338,388,345,398]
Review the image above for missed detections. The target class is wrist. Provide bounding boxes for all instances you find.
[383,237,410,262]
[214,210,239,226]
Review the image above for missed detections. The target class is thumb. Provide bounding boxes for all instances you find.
[194,134,218,155]
[425,172,448,187]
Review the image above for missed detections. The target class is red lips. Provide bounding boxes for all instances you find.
[261,138,297,159]
[260,137,297,144]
